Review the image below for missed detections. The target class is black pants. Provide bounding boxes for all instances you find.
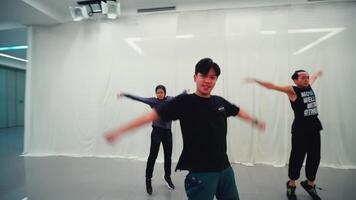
[288,131,321,181]
[146,127,173,179]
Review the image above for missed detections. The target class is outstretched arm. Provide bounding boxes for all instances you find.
[118,92,157,107]
[245,78,296,101]
[309,70,322,85]
[105,110,159,144]
[236,108,265,130]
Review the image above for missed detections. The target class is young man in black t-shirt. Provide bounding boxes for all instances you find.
[247,70,323,200]
[105,58,265,199]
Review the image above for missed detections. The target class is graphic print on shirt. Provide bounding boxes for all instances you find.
[301,90,318,116]
[218,106,225,112]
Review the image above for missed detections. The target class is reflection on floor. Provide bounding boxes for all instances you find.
[1,127,355,200]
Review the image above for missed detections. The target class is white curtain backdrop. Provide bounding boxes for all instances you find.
[25,2,356,169]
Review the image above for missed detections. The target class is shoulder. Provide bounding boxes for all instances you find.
[290,86,299,94]
[212,95,230,103]
[167,93,191,104]
[180,93,192,99]
[148,97,159,102]
[211,95,237,108]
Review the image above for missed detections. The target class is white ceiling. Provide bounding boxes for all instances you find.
[0,0,353,28]
[0,0,353,60]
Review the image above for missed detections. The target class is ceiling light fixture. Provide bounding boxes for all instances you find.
[70,0,120,21]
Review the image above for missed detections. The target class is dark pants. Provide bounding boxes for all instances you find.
[146,127,173,179]
[288,131,321,181]
[184,166,239,200]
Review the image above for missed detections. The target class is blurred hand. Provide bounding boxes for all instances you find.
[257,121,266,131]
[116,92,124,99]
[244,77,256,83]
[105,131,120,144]
[315,70,323,77]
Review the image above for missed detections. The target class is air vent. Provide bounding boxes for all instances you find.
[137,6,176,13]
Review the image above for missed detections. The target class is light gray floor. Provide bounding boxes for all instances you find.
[1,127,355,200]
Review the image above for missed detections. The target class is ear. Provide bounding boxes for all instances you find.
[193,74,197,82]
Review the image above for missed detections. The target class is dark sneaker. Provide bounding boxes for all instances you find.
[164,176,175,189]
[286,181,297,200]
[146,178,153,195]
[300,180,321,200]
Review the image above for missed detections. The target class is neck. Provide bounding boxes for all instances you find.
[296,84,309,88]
[195,91,211,98]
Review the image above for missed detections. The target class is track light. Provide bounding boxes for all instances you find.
[70,0,120,21]
[70,6,89,21]
[103,0,121,19]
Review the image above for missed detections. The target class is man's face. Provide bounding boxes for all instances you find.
[156,89,165,100]
[294,72,310,88]
[194,68,218,97]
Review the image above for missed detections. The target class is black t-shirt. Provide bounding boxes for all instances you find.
[290,85,323,132]
[155,93,240,172]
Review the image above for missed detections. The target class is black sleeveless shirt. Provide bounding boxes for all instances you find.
[290,85,323,132]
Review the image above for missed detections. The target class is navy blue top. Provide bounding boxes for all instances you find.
[122,94,174,130]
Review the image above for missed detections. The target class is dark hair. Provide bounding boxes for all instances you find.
[291,70,307,80]
[195,58,221,77]
[155,84,166,94]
